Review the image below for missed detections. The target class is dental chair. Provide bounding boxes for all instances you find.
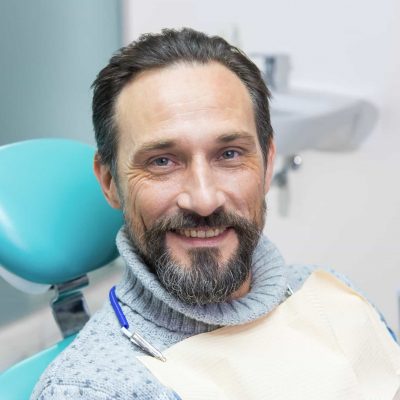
[0,139,123,399]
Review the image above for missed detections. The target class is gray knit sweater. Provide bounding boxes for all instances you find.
[31,229,354,399]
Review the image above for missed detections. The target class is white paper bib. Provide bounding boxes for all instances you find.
[139,270,400,399]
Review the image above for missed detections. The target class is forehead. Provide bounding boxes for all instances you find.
[114,61,257,153]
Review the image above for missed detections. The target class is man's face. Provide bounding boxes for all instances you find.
[95,62,275,304]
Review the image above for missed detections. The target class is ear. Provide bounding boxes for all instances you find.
[264,140,276,194]
[93,153,121,209]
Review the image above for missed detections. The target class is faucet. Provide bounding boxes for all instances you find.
[272,154,302,217]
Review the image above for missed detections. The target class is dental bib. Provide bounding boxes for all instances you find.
[139,270,400,399]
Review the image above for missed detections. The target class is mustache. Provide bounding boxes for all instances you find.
[146,209,257,234]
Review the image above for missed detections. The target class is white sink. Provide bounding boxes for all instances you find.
[270,90,378,155]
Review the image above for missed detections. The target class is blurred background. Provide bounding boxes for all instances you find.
[1,0,399,371]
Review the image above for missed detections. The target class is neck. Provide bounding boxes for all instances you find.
[229,273,252,300]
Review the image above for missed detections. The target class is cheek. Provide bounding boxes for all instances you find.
[124,169,179,231]
[221,163,265,220]
[234,176,265,217]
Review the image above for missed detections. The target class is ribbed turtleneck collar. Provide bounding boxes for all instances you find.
[115,228,288,335]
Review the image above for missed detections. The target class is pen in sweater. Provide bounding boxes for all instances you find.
[109,286,167,362]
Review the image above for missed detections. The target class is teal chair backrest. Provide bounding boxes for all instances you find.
[0,139,123,399]
[0,138,123,284]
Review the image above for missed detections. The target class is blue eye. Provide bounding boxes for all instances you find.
[222,150,239,159]
[152,157,171,166]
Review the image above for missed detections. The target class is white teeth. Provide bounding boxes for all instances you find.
[176,227,226,238]
[205,230,214,238]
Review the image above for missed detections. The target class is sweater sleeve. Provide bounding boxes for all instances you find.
[32,380,181,400]
[32,382,114,400]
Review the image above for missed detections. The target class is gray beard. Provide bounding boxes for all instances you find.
[125,208,264,305]
[151,240,252,305]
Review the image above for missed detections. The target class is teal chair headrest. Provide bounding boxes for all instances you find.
[0,139,123,284]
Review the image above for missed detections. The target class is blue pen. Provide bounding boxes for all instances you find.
[109,286,166,362]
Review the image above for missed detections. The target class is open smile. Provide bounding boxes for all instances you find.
[167,226,233,247]
[174,227,227,238]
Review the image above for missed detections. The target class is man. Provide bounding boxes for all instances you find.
[32,28,399,399]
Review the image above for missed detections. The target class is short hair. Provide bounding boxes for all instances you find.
[92,28,272,176]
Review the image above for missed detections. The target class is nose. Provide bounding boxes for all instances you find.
[176,159,225,216]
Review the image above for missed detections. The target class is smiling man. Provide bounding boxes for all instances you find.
[32,28,399,400]
[97,58,272,307]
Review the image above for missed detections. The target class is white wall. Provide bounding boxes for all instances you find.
[122,0,400,332]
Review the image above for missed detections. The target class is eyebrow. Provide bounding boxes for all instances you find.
[132,131,256,160]
[216,132,256,143]
[135,139,177,154]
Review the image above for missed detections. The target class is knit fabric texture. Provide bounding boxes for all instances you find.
[31,228,343,399]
